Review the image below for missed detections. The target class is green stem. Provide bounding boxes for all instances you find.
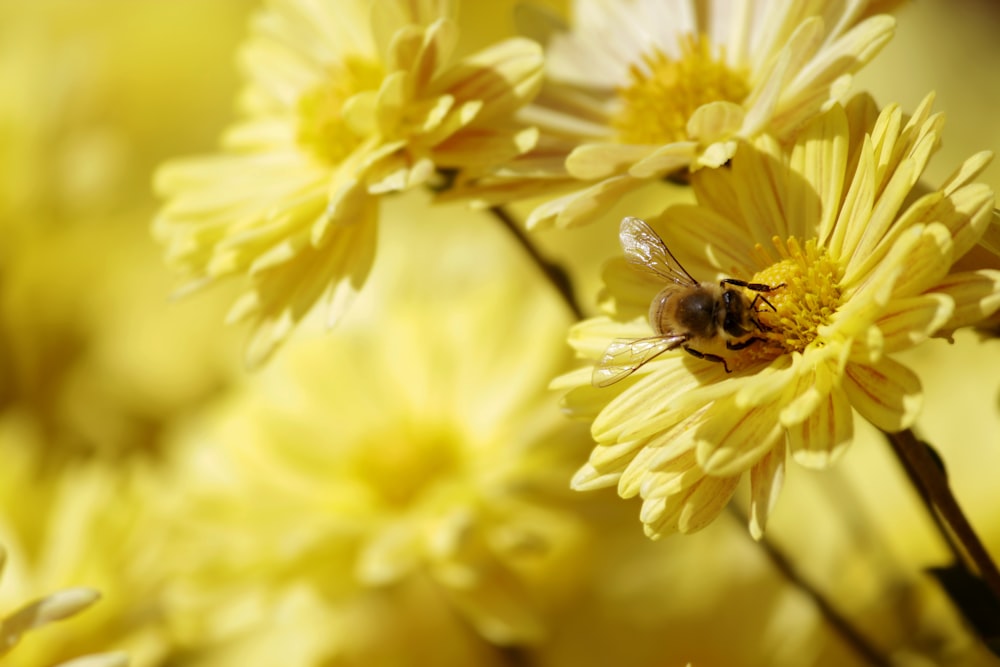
[885,428,1000,602]
[727,506,890,667]
[488,206,585,321]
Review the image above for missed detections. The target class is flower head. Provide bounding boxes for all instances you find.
[560,93,999,539]
[158,197,591,659]
[153,0,544,365]
[453,0,896,229]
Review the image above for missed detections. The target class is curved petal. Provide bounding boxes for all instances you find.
[842,356,922,432]
[877,293,954,352]
[787,384,854,469]
[566,142,654,180]
[749,444,786,540]
[695,394,785,476]
[928,269,1000,331]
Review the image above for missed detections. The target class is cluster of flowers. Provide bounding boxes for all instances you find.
[154,0,998,540]
[3,0,999,664]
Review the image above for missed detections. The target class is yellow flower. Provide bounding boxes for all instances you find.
[0,414,176,666]
[0,546,122,666]
[559,93,998,539]
[454,0,896,229]
[153,0,544,365]
[157,195,590,660]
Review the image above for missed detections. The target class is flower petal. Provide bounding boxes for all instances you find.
[695,395,785,476]
[928,269,1000,331]
[787,384,854,469]
[749,444,786,540]
[842,356,921,432]
[877,294,953,352]
[566,143,656,179]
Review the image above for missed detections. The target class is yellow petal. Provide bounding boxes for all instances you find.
[628,141,700,178]
[929,269,1000,331]
[877,294,954,352]
[749,445,786,541]
[566,143,655,179]
[695,395,784,476]
[787,385,854,469]
[842,356,921,432]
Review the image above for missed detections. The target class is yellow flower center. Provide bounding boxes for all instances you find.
[611,34,749,145]
[747,237,843,360]
[296,56,383,165]
[354,428,462,509]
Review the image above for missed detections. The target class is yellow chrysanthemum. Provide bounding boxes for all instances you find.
[0,412,179,666]
[453,0,897,228]
[156,195,591,661]
[153,0,544,365]
[559,93,998,539]
[0,545,123,666]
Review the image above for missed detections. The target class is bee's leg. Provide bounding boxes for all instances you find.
[683,345,731,373]
[727,336,766,350]
[721,279,785,313]
[721,278,785,293]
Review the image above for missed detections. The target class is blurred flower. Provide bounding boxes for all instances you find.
[0,0,247,463]
[0,414,170,666]
[559,93,998,539]
[155,195,591,663]
[153,0,545,365]
[0,545,121,666]
[450,0,897,229]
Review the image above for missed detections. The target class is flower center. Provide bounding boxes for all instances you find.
[748,237,843,358]
[296,56,383,165]
[353,428,462,509]
[611,34,749,146]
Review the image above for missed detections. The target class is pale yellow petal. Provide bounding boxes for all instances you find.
[566,143,655,179]
[842,356,921,432]
[628,141,701,178]
[877,294,954,352]
[695,395,785,476]
[929,269,1000,331]
[526,174,636,229]
[749,444,786,541]
[787,385,854,469]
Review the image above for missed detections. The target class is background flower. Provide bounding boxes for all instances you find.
[151,193,594,662]
[153,0,545,365]
[449,0,896,229]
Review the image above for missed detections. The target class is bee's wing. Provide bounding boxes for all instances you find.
[620,216,698,286]
[592,334,687,388]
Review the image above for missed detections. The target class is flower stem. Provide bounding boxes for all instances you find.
[885,428,1000,603]
[727,506,890,666]
[488,206,585,320]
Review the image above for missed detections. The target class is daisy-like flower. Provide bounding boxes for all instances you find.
[0,545,126,667]
[453,0,897,229]
[558,93,999,539]
[157,196,591,659]
[153,0,544,365]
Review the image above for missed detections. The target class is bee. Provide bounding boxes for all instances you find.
[593,216,783,387]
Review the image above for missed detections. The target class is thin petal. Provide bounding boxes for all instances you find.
[788,385,854,469]
[929,269,1000,331]
[695,395,785,476]
[843,356,921,432]
[566,143,655,179]
[749,444,786,540]
[877,294,954,352]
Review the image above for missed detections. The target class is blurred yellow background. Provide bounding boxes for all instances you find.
[1,1,999,665]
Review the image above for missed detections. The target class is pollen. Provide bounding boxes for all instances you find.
[296,56,383,165]
[611,34,749,146]
[750,237,843,356]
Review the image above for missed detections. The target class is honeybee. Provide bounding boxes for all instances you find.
[593,216,782,387]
